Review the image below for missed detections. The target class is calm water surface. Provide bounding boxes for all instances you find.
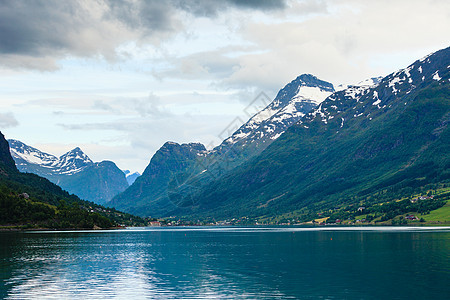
[1,227,449,299]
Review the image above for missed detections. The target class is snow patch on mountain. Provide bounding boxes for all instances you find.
[293,85,332,104]
[432,71,441,81]
[9,140,58,167]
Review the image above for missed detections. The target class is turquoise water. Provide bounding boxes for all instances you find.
[1,227,449,299]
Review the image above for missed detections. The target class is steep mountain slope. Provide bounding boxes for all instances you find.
[8,140,129,205]
[110,142,206,216]
[0,134,16,173]
[174,47,450,220]
[112,75,334,217]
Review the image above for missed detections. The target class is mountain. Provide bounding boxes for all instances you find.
[110,142,206,216]
[8,140,129,205]
[173,46,450,220]
[0,132,114,228]
[0,132,146,228]
[111,74,335,217]
[123,170,141,185]
[0,134,16,173]
[216,74,334,157]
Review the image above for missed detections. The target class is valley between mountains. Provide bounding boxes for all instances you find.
[3,46,449,227]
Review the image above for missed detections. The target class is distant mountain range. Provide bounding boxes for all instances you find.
[0,132,113,228]
[123,170,141,185]
[111,46,449,220]
[8,140,129,205]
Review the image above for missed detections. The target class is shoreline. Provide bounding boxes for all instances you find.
[2,224,449,233]
[0,226,124,232]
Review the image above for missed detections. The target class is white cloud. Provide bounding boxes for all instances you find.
[0,112,19,128]
[228,0,450,87]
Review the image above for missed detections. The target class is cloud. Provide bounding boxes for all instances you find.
[91,94,173,118]
[0,1,133,69]
[155,46,247,80]
[0,112,19,128]
[0,0,287,70]
[173,0,286,17]
[56,112,239,160]
[220,0,450,89]
[105,0,181,40]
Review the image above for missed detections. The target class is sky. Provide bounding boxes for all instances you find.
[0,0,449,173]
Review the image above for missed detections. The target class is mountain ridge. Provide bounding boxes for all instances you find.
[8,140,129,205]
[172,46,449,220]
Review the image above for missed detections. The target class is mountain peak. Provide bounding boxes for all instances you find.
[294,74,334,90]
[216,74,335,156]
[60,146,91,159]
[51,147,93,174]
[161,141,206,152]
[65,147,84,155]
[8,139,59,168]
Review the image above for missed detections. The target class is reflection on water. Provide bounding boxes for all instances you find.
[1,227,449,299]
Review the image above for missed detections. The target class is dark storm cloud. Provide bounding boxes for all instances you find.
[0,1,79,55]
[105,0,286,33]
[0,0,287,69]
[172,0,286,17]
[105,0,178,34]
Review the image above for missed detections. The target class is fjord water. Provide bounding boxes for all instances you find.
[1,227,449,299]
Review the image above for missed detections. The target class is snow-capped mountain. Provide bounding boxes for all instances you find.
[9,140,93,176]
[215,74,334,156]
[9,139,59,175]
[8,140,129,205]
[175,46,450,220]
[57,147,93,175]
